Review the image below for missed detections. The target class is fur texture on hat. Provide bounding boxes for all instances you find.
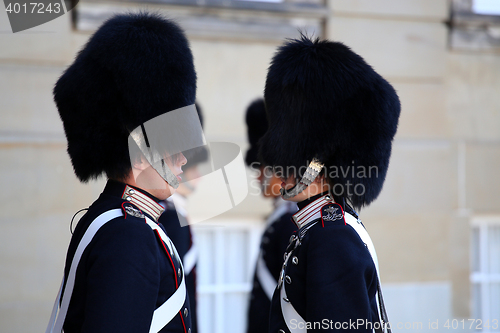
[259,36,400,209]
[244,98,268,168]
[54,12,196,182]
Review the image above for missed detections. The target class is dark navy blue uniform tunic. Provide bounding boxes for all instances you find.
[247,199,298,333]
[159,195,198,333]
[62,180,192,333]
[268,194,379,333]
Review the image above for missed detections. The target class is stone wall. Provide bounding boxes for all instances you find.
[1,0,499,331]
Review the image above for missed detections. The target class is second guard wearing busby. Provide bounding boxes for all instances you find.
[46,13,204,333]
[244,99,298,333]
[259,36,401,332]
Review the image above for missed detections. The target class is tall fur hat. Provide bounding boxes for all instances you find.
[54,12,196,182]
[244,98,268,167]
[259,36,400,209]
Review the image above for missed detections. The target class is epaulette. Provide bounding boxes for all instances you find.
[320,202,346,227]
[121,202,145,219]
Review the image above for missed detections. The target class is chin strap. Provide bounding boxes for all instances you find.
[280,158,324,199]
[130,125,180,189]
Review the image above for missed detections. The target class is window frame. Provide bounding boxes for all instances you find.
[193,218,264,333]
[450,0,500,52]
[75,0,328,41]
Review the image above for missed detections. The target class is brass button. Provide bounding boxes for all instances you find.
[128,189,135,195]
[285,275,292,284]
[283,297,290,303]
[184,308,188,317]
[178,268,181,277]
[292,257,298,265]
[125,196,132,201]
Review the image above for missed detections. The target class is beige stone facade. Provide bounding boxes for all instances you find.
[1,0,499,331]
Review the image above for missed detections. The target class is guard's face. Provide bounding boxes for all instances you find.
[258,166,282,198]
[134,152,187,200]
[280,175,304,202]
[166,153,187,184]
[175,165,202,197]
[128,104,207,192]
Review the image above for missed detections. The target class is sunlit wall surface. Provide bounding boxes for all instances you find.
[1,0,500,332]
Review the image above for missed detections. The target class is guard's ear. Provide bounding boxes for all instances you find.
[131,155,151,172]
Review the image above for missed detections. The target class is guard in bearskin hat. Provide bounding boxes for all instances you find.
[159,102,208,333]
[46,12,203,333]
[244,98,298,333]
[260,36,400,332]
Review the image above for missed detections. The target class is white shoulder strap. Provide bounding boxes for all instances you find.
[143,218,187,333]
[46,209,123,333]
[258,203,296,300]
[183,243,197,276]
[343,213,379,274]
[46,209,186,333]
[345,213,391,333]
[256,251,277,300]
[150,277,186,333]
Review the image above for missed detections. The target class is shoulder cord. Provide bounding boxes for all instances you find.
[69,208,88,235]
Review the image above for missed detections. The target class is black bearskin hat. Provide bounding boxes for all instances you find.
[259,36,400,209]
[182,102,208,170]
[244,98,268,168]
[54,12,196,182]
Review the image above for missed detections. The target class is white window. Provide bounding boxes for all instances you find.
[74,0,326,41]
[472,0,500,15]
[471,216,500,332]
[193,219,263,333]
[450,0,500,52]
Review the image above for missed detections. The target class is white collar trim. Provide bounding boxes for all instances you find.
[122,185,165,222]
[291,194,333,229]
